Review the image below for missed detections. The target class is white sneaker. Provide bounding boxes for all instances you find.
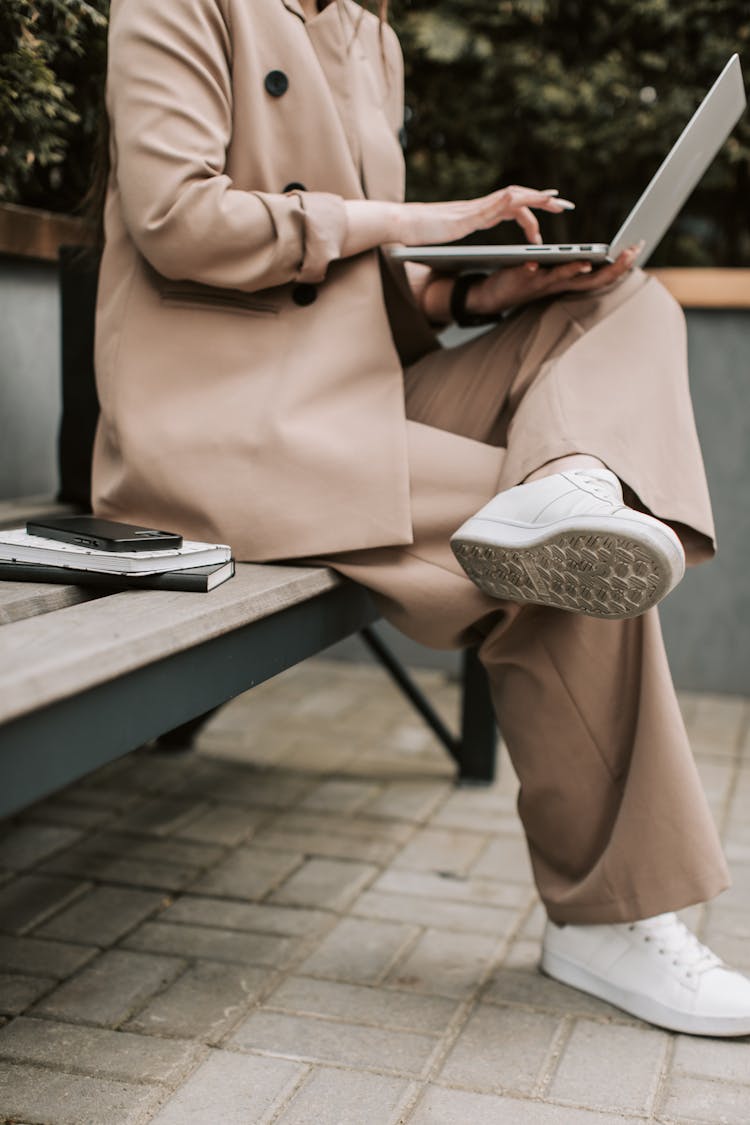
[541,913,750,1036]
[451,468,685,619]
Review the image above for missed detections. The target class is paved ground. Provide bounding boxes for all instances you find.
[0,658,748,1125]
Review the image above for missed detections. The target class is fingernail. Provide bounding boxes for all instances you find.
[557,200,575,211]
[543,188,559,195]
[534,234,543,245]
[580,263,592,272]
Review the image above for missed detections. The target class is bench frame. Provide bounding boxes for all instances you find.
[0,249,499,819]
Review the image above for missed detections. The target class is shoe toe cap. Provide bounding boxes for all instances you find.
[696,966,750,1018]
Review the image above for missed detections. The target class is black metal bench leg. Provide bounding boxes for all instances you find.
[456,646,498,785]
[155,708,219,750]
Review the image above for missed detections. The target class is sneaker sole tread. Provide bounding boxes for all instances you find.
[451,525,678,619]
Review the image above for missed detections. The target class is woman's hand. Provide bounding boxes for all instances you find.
[393,185,575,247]
[420,244,643,324]
[466,244,643,316]
[341,187,574,259]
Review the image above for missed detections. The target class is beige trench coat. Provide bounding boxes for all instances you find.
[93,0,437,558]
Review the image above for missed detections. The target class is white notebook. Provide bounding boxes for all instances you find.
[0,527,231,576]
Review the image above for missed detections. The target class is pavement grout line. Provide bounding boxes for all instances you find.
[532,1012,575,1097]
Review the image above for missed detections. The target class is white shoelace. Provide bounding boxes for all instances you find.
[569,470,623,507]
[627,912,724,977]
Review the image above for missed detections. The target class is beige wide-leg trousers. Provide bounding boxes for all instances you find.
[324,269,730,924]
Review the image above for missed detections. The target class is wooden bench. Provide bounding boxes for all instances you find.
[0,253,498,819]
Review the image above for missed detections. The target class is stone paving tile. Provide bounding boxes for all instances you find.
[171,803,267,846]
[0,874,89,934]
[42,852,200,893]
[0,933,97,978]
[190,845,303,900]
[159,895,330,937]
[275,1065,412,1125]
[50,830,223,870]
[694,757,735,809]
[386,929,501,999]
[0,972,56,1016]
[266,976,458,1033]
[0,1062,162,1125]
[251,821,403,864]
[337,746,453,780]
[106,795,209,837]
[688,693,747,750]
[484,940,631,1021]
[546,1018,668,1114]
[372,867,530,909]
[469,833,535,884]
[230,1010,439,1074]
[146,1048,304,1125]
[672,1034,750,1084]
[352,888,522,937]
[23,797,113,829]
[198,767,315,809]
[409,1087,637,1124]
[267,808,413,844]
[280,737,358,773]
[32,948,186,1026]
[54,782,142,811]
[297,778,382,814]
[123,920,297,968]
[0,1016,199,1084]
[359,780,451,823]
[269,857,377,911]
[35,886,165,947]
[298,917,419,983]
[125,962,269,1043]
[437,1003,562,1094]
[392,827,488,876]
[660,1075,750,1124]
[0,823,82,870]
[82,751,203,796]
[429,785,522,837]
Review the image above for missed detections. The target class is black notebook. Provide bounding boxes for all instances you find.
[0,558,235,592]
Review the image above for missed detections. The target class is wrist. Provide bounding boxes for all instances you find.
[450,272,496,327]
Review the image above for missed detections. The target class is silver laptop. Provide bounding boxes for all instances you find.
[390,54,746,272]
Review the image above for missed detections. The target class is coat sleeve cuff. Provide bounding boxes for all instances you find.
[294,191,348,283]
[252,190,347,285]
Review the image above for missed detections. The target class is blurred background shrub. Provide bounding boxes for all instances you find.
[1,0,747,265]
[393,0,749,266]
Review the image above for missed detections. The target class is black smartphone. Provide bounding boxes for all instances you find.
[26,516,183,553]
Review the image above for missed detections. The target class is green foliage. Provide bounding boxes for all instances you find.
[0,0,108,211]
[390,0,750,266]
[0,0,747,263]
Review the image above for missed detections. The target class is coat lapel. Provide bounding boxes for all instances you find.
[304,3,363,176]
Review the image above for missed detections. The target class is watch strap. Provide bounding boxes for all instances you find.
[450,272,494,327]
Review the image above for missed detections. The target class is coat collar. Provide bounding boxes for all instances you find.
[279,0,364,25]
[279,0,305,21]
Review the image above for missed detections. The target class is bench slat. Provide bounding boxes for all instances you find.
[0,562,343,726]
[0,581,99,625]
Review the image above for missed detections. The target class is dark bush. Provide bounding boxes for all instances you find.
[394,0,750,266]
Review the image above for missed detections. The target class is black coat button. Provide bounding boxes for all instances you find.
[292,283,317,307]
[283,182,307,193]
[265,70,289,97]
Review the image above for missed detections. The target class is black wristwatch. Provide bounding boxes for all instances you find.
[450,272,493,327]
